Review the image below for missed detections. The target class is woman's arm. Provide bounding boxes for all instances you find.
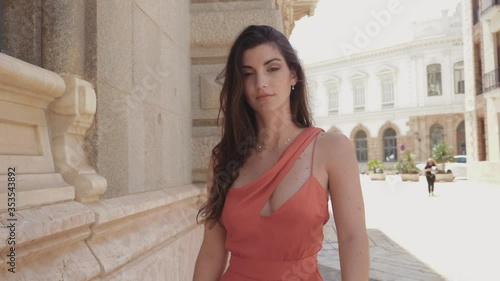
[323,133,370,281]
[192,222,228,281]
[193,158,229,281]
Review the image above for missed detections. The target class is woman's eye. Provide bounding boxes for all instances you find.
[268,67,280,72]
[243,72,254,77]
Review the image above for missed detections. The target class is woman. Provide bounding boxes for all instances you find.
[424,158,437,196]
[193,25,369,281]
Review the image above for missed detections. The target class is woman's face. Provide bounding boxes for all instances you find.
[241,43,297,113]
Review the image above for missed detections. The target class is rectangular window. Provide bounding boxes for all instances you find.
[328,84,339,111]
[353,81,365,108]
[427,64,442,96]
[454,62,465,94]
[380,75,394,108]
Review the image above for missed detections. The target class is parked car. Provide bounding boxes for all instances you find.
[448,155,467,178]
[416,155,467,178]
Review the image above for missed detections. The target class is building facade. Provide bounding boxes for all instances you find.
[461,0,500,184]
[307,7,466,172]
[0,1,318,280]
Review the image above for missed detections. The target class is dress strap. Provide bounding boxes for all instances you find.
[227,128,322,199]
[310,129,324,176]
[271,128,322,184]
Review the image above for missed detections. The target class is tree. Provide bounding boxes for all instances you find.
[432,141,455,173]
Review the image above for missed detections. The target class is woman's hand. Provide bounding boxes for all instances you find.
[193,158,229,281]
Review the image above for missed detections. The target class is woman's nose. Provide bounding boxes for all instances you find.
[255,72,268,89]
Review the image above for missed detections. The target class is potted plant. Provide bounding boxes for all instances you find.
[367,159,386,180]
[396,151,420,182]
[431,141,455,182]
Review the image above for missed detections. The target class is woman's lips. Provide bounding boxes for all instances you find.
[256,94,274,100]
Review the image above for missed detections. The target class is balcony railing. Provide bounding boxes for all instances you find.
[482,0,500,13]
[483,68,500,93]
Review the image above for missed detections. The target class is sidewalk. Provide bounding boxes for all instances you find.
[319,176,500,281]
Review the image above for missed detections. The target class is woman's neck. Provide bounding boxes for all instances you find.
[254,112,301,151]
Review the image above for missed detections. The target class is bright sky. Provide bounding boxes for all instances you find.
[290,0,463,63]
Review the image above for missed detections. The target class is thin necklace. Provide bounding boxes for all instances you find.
[256,137,291,151]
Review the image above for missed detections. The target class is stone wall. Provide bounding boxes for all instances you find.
[92,0,192,198]
[2,0,193,198]
[0,51,204,281]
[462,0,500,184]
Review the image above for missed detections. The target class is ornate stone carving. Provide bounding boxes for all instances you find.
[48,75,107,203]
[0,53,74,211]
[275,0,319,36]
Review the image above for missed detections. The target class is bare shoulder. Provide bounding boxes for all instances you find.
[316,131,354,156]
[315,131,357,171]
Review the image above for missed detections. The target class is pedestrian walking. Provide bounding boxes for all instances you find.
[424,158,437,196]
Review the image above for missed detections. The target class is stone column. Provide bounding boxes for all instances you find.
[462,0,480,162]
[1,0,43,66]
[41,0,86,76]
[486,95,500,161]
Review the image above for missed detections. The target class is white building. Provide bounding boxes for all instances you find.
[306,6,465,171]
[461,0,500,185]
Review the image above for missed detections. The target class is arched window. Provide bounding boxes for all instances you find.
[383,128,397,162]
[430,124,444,155]
[456,121,466,155]
[354,131,368,163]
[454,61,465,94]
[427,64,442,96]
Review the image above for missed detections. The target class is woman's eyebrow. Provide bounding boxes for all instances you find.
[263,58,282,65]
[242,58,282,69]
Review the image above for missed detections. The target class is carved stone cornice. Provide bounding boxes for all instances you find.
[306,35,463,73]
[275,0,319,37]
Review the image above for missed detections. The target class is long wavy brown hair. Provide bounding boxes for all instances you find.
[196,25,313,228]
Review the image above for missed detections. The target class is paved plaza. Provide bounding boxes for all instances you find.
[318,175,500,281]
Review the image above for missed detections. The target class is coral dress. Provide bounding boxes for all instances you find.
[220,127,329,281]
